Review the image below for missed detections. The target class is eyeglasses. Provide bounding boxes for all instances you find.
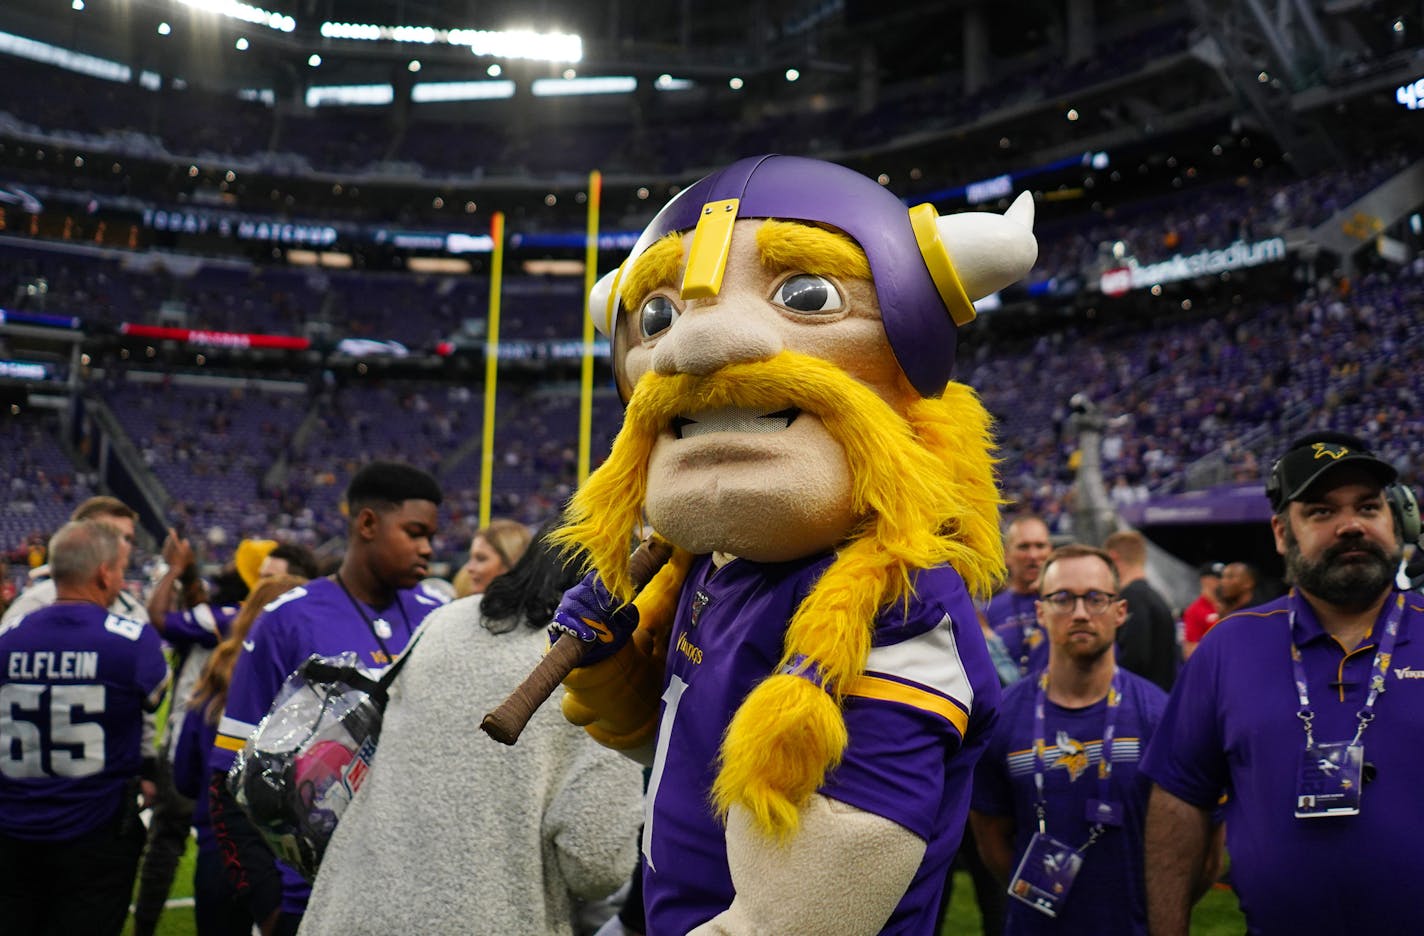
[1039,590,1119,615]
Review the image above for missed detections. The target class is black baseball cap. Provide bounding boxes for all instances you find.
[1266,431,1397,512]
[1197,561,1225,577]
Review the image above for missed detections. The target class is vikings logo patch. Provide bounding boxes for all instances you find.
[1312,443,1349,461]
[1051,731,1090,782]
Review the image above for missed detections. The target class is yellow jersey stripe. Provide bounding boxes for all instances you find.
[214,734,246,752]
[844,673,969,736]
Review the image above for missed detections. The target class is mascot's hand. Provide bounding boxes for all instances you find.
[550,571,639,668]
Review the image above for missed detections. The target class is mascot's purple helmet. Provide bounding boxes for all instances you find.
[622,154,974,397]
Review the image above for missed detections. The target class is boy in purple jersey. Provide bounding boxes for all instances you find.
[207,461,446,936]
[0,519,170,935]
[987,515,1053,679]
[971,545,1169,936]
[1143,431,1424,935]
[544,155,1038,933]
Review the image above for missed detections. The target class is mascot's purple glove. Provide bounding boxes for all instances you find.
[549,571,639,668]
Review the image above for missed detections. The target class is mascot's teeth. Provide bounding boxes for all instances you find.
[673,407,799,439]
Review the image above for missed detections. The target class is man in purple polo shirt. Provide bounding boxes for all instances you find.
[208,461,446,936]
[0,519,170,935]
[1142,430,1424,935]
[987,515,1053,679]
[971,545,1168,936]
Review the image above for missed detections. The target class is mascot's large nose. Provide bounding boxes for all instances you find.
[651,302,782,376]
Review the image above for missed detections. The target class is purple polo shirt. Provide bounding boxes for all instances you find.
[987,590,1047,679]
[641,553,1001,935]
[210,576,446,913]
[1141,588,1424,935]
[0,603,169,841]
[973,669,1167,936]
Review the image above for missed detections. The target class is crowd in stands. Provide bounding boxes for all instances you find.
[5,257,1420,592]
[972,259,1424,531]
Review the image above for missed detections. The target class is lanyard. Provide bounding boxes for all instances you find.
[334,573,413,661]
[1031,666,1122,851]
[1289,589,1404,749]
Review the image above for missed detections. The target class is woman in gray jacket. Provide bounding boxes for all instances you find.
[300,524,645,936]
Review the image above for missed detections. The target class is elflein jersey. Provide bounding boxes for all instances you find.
[642,553,1002,936]
[0,602,169,841]
[972,670,1167,936]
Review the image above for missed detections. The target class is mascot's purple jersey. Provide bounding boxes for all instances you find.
[0,603,168,840]
[641,553,1001,935]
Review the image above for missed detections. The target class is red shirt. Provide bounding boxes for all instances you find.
[1182,594,1219,644]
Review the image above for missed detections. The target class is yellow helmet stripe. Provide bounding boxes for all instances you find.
[680,198,740,299]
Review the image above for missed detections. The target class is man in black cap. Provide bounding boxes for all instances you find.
[1140,431,1424,935]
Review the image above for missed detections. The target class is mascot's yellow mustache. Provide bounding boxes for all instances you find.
[554,348,1004,838]
[557,349,996,599]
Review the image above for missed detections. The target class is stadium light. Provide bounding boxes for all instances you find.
[305,84,394,107]
[410,80,514,102]
[0,30,130,82]
[655,74,693,91]
[71,0,84,10]
[320,22,582,63]
[729,76,744,90]
[158,22,172,36]
[531,76,636,97]
[235,37,249,51]
[487,64,501,77]
[785,68,799,82]
[175,0,296,34]
[407,59,421,72]
[308,53,321,67]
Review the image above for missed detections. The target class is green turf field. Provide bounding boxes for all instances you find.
[129,844,1245,935]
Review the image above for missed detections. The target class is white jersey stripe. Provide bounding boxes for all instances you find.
[218,715,258,739]
[862,613,974,715]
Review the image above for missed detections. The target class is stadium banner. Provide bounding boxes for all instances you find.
[1119,483,1274,527]
[1099,236,1288,296]
[119,323,311,350]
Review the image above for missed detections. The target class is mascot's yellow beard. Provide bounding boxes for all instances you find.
[554,349,1005,838]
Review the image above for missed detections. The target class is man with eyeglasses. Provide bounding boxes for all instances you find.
[1142,431,1424,935]
[970,544,1168,935]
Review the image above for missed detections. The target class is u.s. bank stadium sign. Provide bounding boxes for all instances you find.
[1099,237,1287,296]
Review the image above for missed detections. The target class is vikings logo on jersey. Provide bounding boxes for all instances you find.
[1051,731,1090,782]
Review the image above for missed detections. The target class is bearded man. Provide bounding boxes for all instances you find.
[1142,431,1424,935]
[547,155,1038,934]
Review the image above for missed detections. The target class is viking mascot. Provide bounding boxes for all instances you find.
[550,155,1037,934]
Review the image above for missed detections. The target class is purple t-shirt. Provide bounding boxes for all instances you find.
[973,669,1166,936]
[641,553,1001,935]
[987,590,1047,679]
[0,602,169,841]
[210,576,446,912]
[1141,589,1424,934]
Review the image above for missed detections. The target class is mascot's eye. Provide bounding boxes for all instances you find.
[640,295,679,338]
[773,274,842,314]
